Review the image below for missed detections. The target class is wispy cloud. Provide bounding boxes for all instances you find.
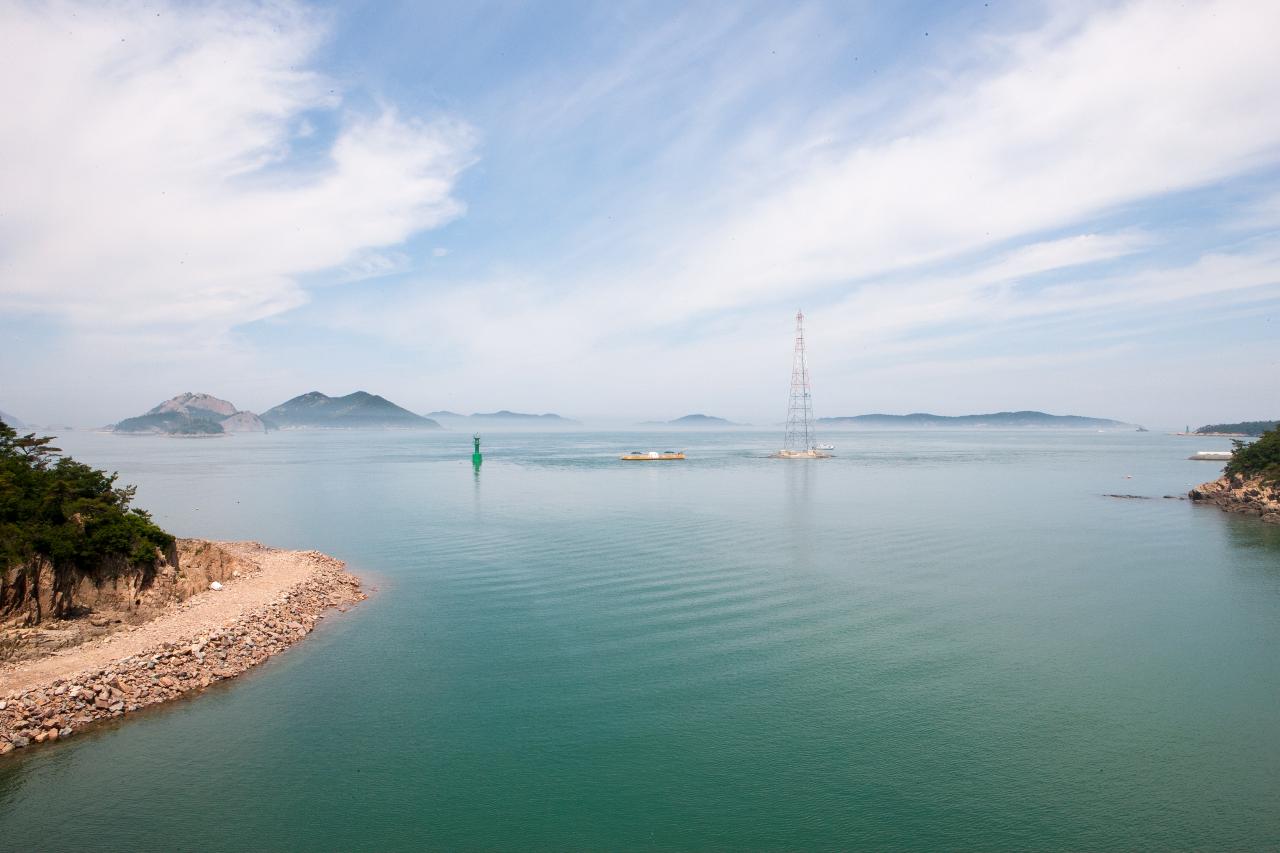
[3,0,1279,427]
[0,1,476,331]
[654,0,1280,316]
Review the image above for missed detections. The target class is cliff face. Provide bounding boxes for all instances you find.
[1189,474,1280,524]
[0,541,254,662]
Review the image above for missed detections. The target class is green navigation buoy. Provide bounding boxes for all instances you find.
[472,433,483,468]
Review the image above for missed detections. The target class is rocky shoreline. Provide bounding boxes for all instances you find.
[1,545,364,757]
[1189,473,1280,524]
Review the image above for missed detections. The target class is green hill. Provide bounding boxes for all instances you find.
[264,392,440,429]
[1195,421,1277,436]
[1225,426,1280,482]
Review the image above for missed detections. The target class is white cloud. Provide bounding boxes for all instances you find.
[0,1,475,331]
[340,251,412,282]
[653,0,1280,316]
[367,0,1280,421]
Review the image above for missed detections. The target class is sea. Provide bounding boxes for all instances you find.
[1,428,1278,850]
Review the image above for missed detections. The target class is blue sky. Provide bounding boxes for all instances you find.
[1,0,1277,427]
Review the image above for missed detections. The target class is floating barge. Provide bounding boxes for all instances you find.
[621,450,685,461]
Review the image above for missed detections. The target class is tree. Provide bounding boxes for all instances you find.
[1225,425,1280,483]
[0,420,174,621]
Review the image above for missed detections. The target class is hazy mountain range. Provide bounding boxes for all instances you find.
[427,410,579,427]
[818,411,1132,429]
[111,391,440,434]
[101,397,1144,435]
[638,414,745,427]
[0,410,24,429]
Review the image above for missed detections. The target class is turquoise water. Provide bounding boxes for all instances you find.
[2,429,1278,850]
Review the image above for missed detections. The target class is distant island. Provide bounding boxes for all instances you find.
[265,392,440,429]
[638,414,745,427]
[427,410,579,427]
[818,411,1130,429]
[0,410,23,429]
[113,393,267,435]
[1194,420,1277,437]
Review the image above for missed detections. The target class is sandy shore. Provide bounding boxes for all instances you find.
[0,541,365,755]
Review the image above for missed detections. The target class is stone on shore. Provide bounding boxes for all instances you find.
[1,548,364,756]
[1189,473,1280,524]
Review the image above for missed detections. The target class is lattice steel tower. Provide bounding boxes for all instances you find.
[783,310,816,453]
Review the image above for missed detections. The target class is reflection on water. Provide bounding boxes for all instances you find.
[1221,510,1280,556]
[783,459,815,572]
[2,429,1279,850]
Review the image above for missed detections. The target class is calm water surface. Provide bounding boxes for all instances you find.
[1,429,1278,850]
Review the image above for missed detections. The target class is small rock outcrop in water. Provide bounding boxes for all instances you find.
[0,545,364,755]
[1189,475,1280,524]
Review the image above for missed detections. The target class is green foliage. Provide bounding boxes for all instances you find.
[0,419,174,591]
[114,411,224,434]
[1225,426,1280,483]
[1195,420,1278,436]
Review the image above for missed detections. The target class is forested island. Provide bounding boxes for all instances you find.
[263,391,439,429]
[110,390,441,434]
[1194,420,1278,436]
[113,393,266,435]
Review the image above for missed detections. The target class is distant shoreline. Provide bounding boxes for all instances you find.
[1172,432,1250,437]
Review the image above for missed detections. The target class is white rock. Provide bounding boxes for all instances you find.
[209,581,224,591]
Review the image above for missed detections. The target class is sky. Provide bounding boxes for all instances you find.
[1,0,1278,429]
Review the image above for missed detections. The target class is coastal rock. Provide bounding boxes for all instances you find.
[1189,474,1280,524]
[0,546,365,756]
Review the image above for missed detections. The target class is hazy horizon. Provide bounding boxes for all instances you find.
[2,1,1278,428]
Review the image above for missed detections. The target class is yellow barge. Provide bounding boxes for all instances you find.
[620,450,685,461]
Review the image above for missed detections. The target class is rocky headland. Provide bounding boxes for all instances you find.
[112,392,267,435]
[1189,474,1280,524]
[0,540,364,756]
